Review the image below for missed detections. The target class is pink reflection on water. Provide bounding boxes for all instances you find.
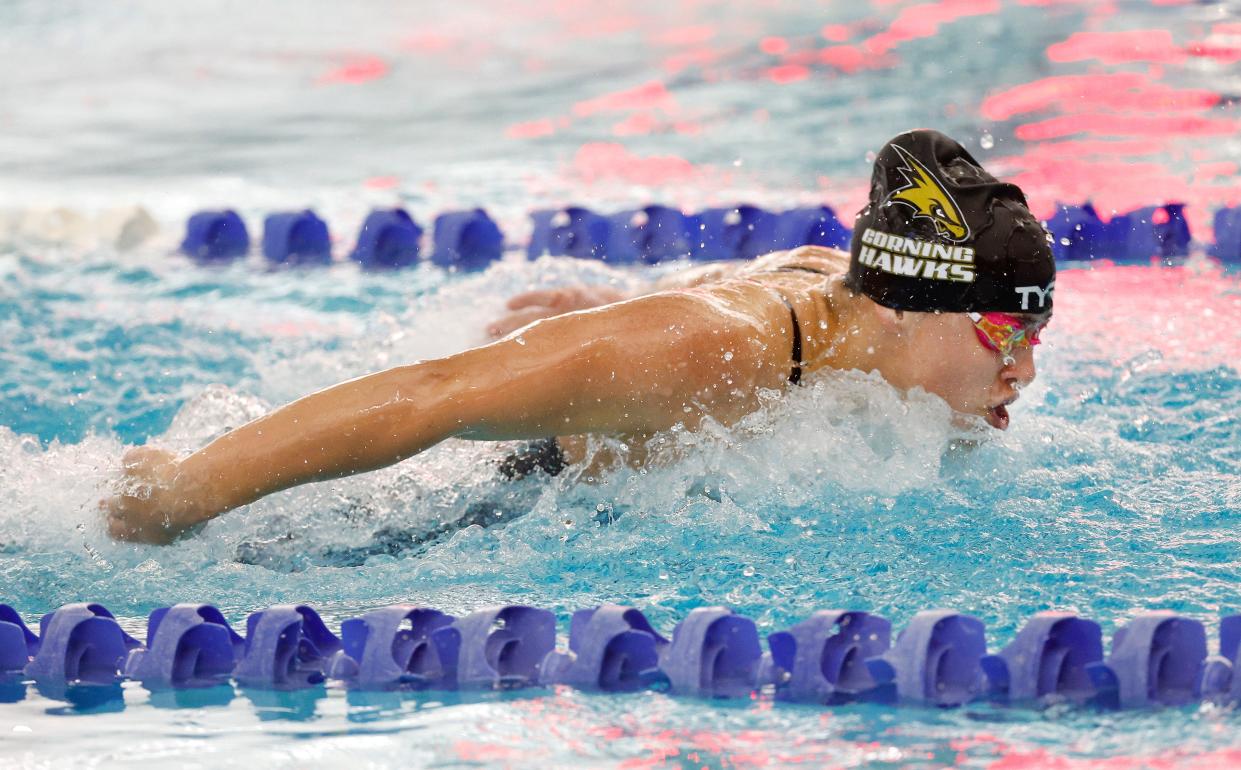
[1053,263,1241,370]
[315,55,389,86]
[572,142,702,186]
[506,118,558,140]
[986,746,1241,769]
[863,0,1001,55]
[991,141,1241,240]
[1048,29,1187,65]
[573,81,677,119]
[1015,112,1241,142]
[982,73,1220,121]
[1047,28,1241,65]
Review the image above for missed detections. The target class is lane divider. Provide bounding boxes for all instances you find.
[180,202,1240,267]
[2,602,1238,709]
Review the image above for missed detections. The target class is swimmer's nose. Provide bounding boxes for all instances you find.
[1002,346,1037,389]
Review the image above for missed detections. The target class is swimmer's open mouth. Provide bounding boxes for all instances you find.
[986,402,1012,430]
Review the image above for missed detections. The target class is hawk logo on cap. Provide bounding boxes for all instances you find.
[886,144,971,243]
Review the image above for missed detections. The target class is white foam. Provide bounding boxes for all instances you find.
[0,254,991,573]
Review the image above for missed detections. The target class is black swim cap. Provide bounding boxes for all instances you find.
[846,129,1056,314]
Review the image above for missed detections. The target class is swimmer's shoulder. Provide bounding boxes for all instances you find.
[744,245,850,275]
[659,245,848,318]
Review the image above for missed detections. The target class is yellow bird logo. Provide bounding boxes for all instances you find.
[886,144,971,242]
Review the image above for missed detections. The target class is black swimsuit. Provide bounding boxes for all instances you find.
[769,264,834,386]
[497,436,569,480]
[499,263,832,480]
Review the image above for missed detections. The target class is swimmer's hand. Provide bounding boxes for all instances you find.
[103,447,207,545]
[488,285,629,338]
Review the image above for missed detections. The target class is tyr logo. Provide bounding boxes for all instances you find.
[1015,281,1054,310]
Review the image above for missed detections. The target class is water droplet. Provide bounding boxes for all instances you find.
[980,131,994,150]
[1059,237,1071,246]
[723,351,734,361]
[733,158,744,167]
[865,150,877,164]
[742,565,756,577]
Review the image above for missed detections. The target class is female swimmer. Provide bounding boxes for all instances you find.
[104,129,1054,544]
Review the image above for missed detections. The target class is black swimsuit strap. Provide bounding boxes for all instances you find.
[755,281,806,385]
[772,264,835,277]
[775,295,803,385]
[787,302,803,385]
[758,263,832,384]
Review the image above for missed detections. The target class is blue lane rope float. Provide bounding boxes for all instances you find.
[431,208,505,270]
[1211,206,1241,262]
[451,605,558,689]
[867,610,990,707]
[1214,615,1241,703]
[3,601,1238,710]
[983,612,1105,705]
[1043,203,1111,261]
[605,205,696,265]
[1108,204,1191,261]
[329,605,455,689]
[180,202,1238,267]
[262,210,332,266]
[764,610,892,704]
[350,208,423,269]
[0,605,39,675]
[691,205,783,261]
[23,603,141,686]
[539,604,668,692]
[1103,612,1208,708]
[234,604,341,688]
[181,209,250,262]
[123,604,244,688]
[775,205,852,252]
[660,606,765,698]
[1043,202,1193,262]
[528,206,613,261]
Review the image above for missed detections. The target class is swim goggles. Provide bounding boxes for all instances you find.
[967,312,1043,364]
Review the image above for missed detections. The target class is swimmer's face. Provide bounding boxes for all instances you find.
[889,311,1043,430]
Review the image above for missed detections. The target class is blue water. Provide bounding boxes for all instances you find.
[2,0,1241,767]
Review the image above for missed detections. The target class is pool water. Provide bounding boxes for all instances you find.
[2,0,1240,767]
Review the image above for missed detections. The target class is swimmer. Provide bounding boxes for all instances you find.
[104,129,1055,544]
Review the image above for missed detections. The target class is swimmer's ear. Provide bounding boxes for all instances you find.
[869,301,910,335]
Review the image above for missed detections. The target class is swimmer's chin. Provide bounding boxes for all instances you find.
[950,409,1004,436]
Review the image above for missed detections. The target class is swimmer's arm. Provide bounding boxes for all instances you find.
[108,290,791,542]
[463,290,793,440]
[490,261,754,338]
[646,262,739,291]
[495,246,845,335]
